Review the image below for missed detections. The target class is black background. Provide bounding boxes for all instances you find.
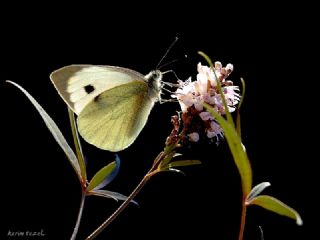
[0,2,317,240]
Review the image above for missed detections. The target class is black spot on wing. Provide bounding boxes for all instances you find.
[84,84,95,94]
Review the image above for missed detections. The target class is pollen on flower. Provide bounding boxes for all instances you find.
[174,61,240,143]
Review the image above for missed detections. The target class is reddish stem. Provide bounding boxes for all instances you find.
[238,196,247,240]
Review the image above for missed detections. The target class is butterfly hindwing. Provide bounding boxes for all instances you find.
[50,65,146,114]
[77,81,155,152]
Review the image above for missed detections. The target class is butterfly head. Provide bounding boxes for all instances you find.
[145,70,163,101]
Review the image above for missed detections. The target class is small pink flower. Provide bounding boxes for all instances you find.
[207,121,224,140]
[199,111,214,121]
[176,62,238,115]
[189,132,200,142]
[197,63,217,87]
[174,61,240,143]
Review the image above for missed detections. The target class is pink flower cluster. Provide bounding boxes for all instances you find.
[174,62,240,143]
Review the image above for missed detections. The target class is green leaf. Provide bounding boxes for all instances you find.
[204,102,252,195]
[87,161,116,191]
[246,182,271,203]
[199,52,252,195]
[6,81,82,181]
[88,189,138,205]
[238,78,246,110]
[247,195,303,226]
[236,78,246,138]
[95,154,121,190]
[68,108,86,182]
[168,160,201,168]
[159,151,176,169]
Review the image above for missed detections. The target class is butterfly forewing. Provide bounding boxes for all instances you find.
[50,65,146,114]
[77,81,155,152]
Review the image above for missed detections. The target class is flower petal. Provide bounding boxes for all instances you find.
[189,132,200,142]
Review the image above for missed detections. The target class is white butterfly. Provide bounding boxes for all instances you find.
[50,65,163,152]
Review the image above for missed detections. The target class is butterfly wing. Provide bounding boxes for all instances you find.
[50,65,146,114]
[77,81,156,152]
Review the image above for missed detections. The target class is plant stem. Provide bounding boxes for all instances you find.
[68,108,87,183]
[85,175,150,240]
[238,196,247,240]
[70,191,86,240]
[85,151,165,240]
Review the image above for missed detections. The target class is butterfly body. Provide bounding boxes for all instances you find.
[50,65,163,152]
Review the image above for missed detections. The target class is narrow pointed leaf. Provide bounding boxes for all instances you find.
[247,195,303,226]
[238,78,246,110]
[68,108,86,181]
[88,189,138,205]
[6,81,81,180]
[94,154,120,190]
[236,112,242,140]
[204,102,252,195]
[236,78,246,137]
[159,151,176,170]
[246,182,271,203]
[199,52,251,195]
[168,160,201,168]
[87,158,119,191]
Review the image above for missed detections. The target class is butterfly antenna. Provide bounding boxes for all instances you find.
[158,58,179,70]
[158,54,188,69]
[156,36,179,69]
